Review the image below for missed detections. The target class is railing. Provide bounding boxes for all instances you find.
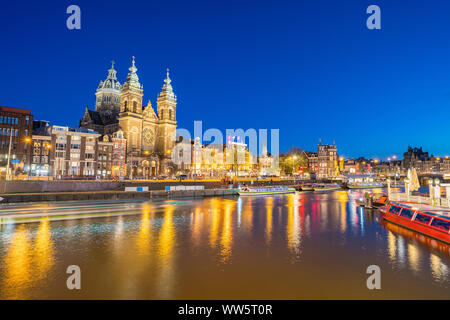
[389,192,450,208]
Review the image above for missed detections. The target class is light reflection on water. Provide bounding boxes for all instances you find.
[0,191,449,299]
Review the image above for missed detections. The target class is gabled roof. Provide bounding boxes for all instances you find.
[87,110,103,125]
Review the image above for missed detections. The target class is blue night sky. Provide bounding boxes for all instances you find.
[1,0,450,159]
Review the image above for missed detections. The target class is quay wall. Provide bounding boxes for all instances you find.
[0,189,238,204]
[0,179,312,194]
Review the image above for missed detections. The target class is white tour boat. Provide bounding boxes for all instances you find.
[238,186,296,196]
[312,183,341,191]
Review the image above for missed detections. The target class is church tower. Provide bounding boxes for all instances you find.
[95,61,122,118]
[156,68,177,172]
[119,56,144,152]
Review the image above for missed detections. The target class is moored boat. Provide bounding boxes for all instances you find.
[300,184,314,191]
[379,202,450,245]
[312,183,341,191]
[347,182,384,189]
[238,186,295,196]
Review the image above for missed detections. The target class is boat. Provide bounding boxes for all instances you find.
[347,182,384,189]
[300,184,314,191]
[312,183,341,191]
[379,202,450,245]
[343,174,383,189]
[238,186,295,196]
[356,193,388,208]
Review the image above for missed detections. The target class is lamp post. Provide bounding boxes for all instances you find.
[429,179,434,206]
[129,152,134,180]
[435,178,441,206]
[167,149,172,178]
[144,150,150,179]
[5,128,13,181]
[24,137,32,180]
[46,143,52,181]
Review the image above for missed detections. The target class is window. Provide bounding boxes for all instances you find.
[388,205,402,215]
[430,218,450,232]
[414,213,432,225]
[399,209,414,220]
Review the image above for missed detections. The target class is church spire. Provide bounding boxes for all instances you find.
[161,67,174,96]
[165,68,171,85]
[129,56,137,74]
[107,60,118,80]
[123,56,143,92]
[157,67,177,121]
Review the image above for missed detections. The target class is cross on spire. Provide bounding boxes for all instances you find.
[164,67,171,85]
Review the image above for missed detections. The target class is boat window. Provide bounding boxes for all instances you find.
[413,213,432,225]
[388,205,402,215]
[399,208,414,219]
[430,218,450,232]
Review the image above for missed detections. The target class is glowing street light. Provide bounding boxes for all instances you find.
[23,136,32,180]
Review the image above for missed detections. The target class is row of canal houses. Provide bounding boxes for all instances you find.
[0,106,127,180]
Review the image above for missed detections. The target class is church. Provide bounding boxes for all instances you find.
[80,57,178,178]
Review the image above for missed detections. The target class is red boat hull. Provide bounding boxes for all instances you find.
[380,207,450,245]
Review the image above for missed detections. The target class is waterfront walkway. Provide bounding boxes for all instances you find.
[0,198,199,225]
[0,188,238,204]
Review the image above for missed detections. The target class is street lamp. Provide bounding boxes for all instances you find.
[24,137,32,180]
[46,143,52,181]
[144,150,150,179]
[5,127,14,181]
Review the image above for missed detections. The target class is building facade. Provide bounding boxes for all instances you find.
[307,152,319,174]
[80,57,178,178]
[31,135,52,177]
[111,130,127,178]
[97,135,113,178]
[49,126,100,178]
[317,144,339,179]
[0,106,33,179]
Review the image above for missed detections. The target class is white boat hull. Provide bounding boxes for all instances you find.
[347,184,383,189]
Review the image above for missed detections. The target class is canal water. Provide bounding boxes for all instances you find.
[0,190,449,299]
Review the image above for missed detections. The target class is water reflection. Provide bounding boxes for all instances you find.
[33,219,54,281]
[287,194,301,258]
[265,197,273,245]
[219,200,234,263]
[156,205,175,298]
[0,191,449,299]
[209,198,220,248]
[136,203,153,255]
[2,220,55,299]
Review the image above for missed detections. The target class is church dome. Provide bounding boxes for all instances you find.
[97,61,122,94]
